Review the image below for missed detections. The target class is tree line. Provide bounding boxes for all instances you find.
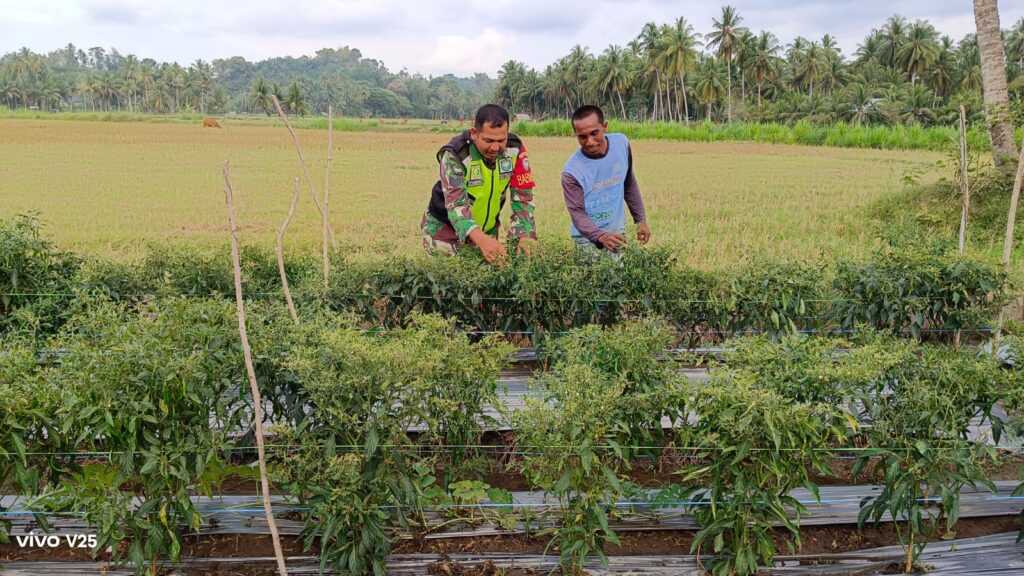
[1,8,1022,127]
[0,45,494,119]
[493,8,1024,126]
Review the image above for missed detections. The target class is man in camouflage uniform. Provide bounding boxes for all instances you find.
[421,104,537,264]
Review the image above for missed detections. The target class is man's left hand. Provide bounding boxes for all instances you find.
[637,223,652,245]
[517,237,538,257]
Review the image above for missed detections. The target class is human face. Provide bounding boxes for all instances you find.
[573,113,608,156]
[470,122,508,163]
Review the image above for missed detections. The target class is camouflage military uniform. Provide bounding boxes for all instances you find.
[422,131,537,254]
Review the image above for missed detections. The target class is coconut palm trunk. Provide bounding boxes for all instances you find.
[653,71,662,121]
[973,0,1019,172]
[681,77,690,124]
[726,61,733,123]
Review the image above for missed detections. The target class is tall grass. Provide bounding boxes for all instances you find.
[4,107,1016,151]
[495,119,1001,152]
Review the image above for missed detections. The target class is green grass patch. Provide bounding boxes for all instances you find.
[0,119,944,267]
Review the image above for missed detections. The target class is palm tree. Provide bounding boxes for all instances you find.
[657,16,702,123]
[564,45,593,109]
[898,21,940,85]
[543,60,574,117]
[878,15,909,69]
[120,54,138,111]
[167,63,186,111]
[820,34,840,54]
[876,85,905,125]
[843,82,878,125]
[137,63,155,111]
[250,77,273,116]
[190,59,213,113]
[735,29,757,104]
[900,84,938,125]
[694,57,727,121]
[747,31,781,107]
[516,68,543,118]
[1008,18,1024,73]
[705,5,748,122]
[594,46,632,118]
[635,22,666,121]
[284,80,308,116]
[972,0,1017,170]
[926,36,956,102]
[496,60,526,112]
[792,42,826,97]
[539,64,567,118]
[959,43,984,94]
[855,32,884,66]
[817,57,849,95]
[0,79,19,108]
[39,79,64,111]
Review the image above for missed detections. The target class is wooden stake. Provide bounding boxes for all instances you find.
[222,161,289,576]
[271,95,337,246]
[993,141,1024,352]
[323,104,333,288]
[277,177,301,325]
[957,105,971,255]
[956,105,971,349]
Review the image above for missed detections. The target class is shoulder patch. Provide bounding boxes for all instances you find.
[512,149,535,190]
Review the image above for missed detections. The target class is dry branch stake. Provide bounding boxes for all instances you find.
[956,105,971,349]
[994,141,1024,349]
[271,94,337,246]
[958,105,971,255]
[323,104,333,288]
[277,177,301,325]
[222,161,290,576]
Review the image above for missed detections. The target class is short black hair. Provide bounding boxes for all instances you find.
[474,104,510,129]
[571,105,605,127]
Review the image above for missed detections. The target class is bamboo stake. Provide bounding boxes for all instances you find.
[222,161,290,576]
[957,105,971,255]
[323,104,333,288]
[277,177,301,325]
[271,95,337,246]
[993,142,1024,353]
[955,105,971,349]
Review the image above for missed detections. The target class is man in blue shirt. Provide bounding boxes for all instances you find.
[561,105,651,254]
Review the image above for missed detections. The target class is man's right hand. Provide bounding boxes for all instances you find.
[469,228,507,264]
[598,232,628,253]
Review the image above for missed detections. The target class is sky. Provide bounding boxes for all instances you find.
[1,0,1022,77]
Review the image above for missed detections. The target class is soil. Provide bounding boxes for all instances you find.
[392,515,1023,556]
[462,450,1024,491]
[983,452,1024,481]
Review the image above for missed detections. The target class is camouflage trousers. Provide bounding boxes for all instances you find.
[420,211,463,255]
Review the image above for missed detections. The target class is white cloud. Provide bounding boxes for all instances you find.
[929,14,983,41]
[423,28,514,76]
[0,0,1022,77]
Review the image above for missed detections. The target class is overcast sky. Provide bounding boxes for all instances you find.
[2,0,1022,77]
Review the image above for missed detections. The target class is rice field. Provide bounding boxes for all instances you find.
[0,118,945,266]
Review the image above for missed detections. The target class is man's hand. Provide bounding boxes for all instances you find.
[637,223,651,245]
[598,232,628,253]
[468,229,507,264]
[517,237,537,257]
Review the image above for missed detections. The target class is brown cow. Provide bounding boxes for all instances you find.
[202,117,222,128]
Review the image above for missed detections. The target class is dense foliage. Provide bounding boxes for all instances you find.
[2,11,1022,125]
[494,12,1024,126]
[4,214,1024,575]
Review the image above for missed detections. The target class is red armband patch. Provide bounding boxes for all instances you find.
[512,149,536,190]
